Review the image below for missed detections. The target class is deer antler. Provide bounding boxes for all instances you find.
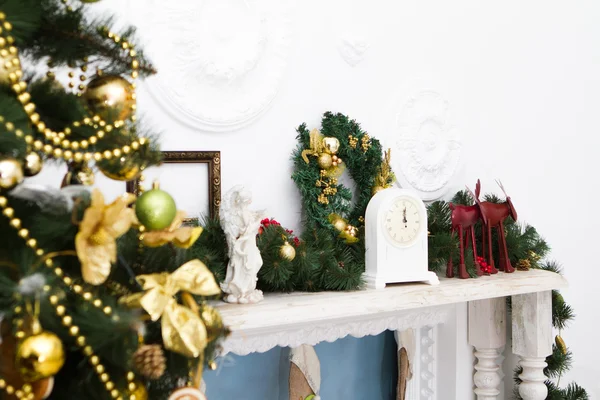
[475,179,481,200]
[466,185,481,206]
[496,179,508,198]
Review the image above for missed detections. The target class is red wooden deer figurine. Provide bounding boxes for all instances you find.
[475,180,517,274]
[446,180,483,279]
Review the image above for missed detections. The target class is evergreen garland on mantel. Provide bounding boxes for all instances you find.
[193,112,393,292]
[189,112,587,398]
[427,191,588,400]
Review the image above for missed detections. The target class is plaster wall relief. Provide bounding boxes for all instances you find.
[388,90,462,201]
[337,33,369,67]
[126,0,292,132]
[333,5,370,67]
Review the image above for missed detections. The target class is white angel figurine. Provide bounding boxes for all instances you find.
[219,185,266,304]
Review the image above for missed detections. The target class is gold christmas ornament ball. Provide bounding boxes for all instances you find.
[0,158,24,190]
[200,305,224,343]
[129,381,148,400]
[24,152,43,177]
[83,75,135,122]
[135,183,177,231]
[97,157,142,181]
[0,323,55,400]
[322,137,340,154]
[279,241,296,261]
[317,153,333,169]
[15,331,65,382]
[331,216,347,232]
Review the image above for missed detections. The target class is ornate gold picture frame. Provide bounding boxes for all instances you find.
[126,151,221,220]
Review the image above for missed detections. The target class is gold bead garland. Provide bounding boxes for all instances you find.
[0,378,34,400]
[102,27,140,86]
[0,16,147,165]
[0,114,148,163]
[0,195,114,318]
[48,290,138,400]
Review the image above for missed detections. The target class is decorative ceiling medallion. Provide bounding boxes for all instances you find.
[126,0,292,132]
[390,90,462,201]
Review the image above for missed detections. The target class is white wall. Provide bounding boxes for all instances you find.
[34,0,600,397]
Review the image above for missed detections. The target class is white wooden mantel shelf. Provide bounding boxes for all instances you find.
[216,269,566,357]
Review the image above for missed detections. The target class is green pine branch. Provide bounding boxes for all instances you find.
[545,344,572,379]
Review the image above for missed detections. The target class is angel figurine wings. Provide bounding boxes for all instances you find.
[219,185,266,304]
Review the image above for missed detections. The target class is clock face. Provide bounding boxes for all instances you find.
[383,196,422,246]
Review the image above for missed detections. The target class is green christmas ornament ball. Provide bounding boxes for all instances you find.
[135,182,177,231]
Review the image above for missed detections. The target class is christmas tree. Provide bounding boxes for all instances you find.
[0,1,228,399]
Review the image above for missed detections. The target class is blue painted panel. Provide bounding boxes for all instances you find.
[204,331,397,400]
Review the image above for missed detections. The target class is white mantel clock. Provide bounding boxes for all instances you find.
[364,187,439,289]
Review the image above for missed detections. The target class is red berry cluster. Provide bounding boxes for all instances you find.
[477,256,492,274]
[260,218,280,228]
[259,218,301,247]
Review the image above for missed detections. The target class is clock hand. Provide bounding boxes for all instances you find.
[402,207,407,225]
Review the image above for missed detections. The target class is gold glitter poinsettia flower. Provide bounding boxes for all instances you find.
[75,190,136,285]
[141,211,203,249]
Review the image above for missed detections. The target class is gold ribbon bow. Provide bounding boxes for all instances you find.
[121,260,220,358]
[301,129,324,164]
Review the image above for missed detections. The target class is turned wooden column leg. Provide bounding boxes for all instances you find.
[468,297,506,400]
[512,291,552,400]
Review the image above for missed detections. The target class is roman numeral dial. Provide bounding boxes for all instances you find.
[384,196,421,245]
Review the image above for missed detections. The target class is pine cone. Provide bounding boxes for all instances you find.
[133,344,166,380]
[516,259,531,271]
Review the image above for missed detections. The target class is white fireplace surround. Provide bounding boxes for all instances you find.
[216,269,565,400]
